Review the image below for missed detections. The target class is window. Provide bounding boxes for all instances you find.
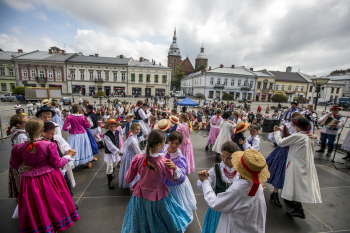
[269,83,273,89]
[139,74,143,82]
[122,73,125,81]
[105,72,109,81]
[224,79,228,86]
[331,87,334,93]
[288,85,292,91]
[23,70,28,78]
[39,70,45,78]
[9,69,13,76]
[210,78,214,85]
[80,71,84,80]
[238,80,241,86]
[301,86,304,92]
[281,85,285,90]
[217,78,221,84]
[113,73,118,81]
[257,82,261,89]
[71,71,76,79]
[250,81,253,87]
[336,88,340,94]
[146,74,150,82]
[11,83,15,91]
[0,68,4,75]
[48,71,53,79]
[309,86,313,92]
[162,75,167,83]
[31,70,36,77]
[97,72,101,80]
[276,85,279,90]
[131,73,135,81]
[56,71,61,79]
[89,72,93,80]
[155,75,158,82]
[263,82,268,89]
[174,59,176,63]
[295,86,298,91]
[244,80,247,86]
[231,79,234,86]
[1,83,7,91]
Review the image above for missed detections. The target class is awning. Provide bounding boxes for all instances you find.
[178,97,198,106]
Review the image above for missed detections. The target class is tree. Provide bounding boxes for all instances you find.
[171,64,185,90]
[222,93,234,100]
[271,94,288,103]
[12,86,26,95]
[194,93,205,105]
[297,97,308,104]
[95,90,105,105]
[194,64,206,72]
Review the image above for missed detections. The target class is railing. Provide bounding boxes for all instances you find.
[214,84,225,89]
[94,78,103,83]
[241,85,251,90]
[35,77,47,83]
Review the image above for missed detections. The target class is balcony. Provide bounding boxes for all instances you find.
[94,78,104,83]
[214,84,225,89]
[35,77,47,83]
[285,90,295,94]
[241,85,252,90]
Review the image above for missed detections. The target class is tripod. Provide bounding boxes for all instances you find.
[330,116,349,170]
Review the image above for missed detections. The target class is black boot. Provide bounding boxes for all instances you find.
[326,147,334,156]
[99,141,105,149]
[316,144,326,153]
[283,199,295,208]
[205,145,209,151]
[111,168,115,179]
[271,192,282,207]
[74,204,79,210]
[287,202,305,219]
[342,152,350,160]
[215,153,220,162]
[107,174,114,189]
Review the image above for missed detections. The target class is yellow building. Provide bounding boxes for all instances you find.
[253,70,276,101]
[0,50,24,94]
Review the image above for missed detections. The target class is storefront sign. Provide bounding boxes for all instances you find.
[114,87,125,90]
[262,93,266,97]
[49,85,62,87]
[89,85,95,88]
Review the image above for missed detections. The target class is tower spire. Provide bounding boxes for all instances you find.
[173,27,177,43]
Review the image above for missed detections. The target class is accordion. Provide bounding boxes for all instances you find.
[321,116,339,129]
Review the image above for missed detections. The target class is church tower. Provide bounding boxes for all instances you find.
[167,28,181,73]
[195,43,208,69]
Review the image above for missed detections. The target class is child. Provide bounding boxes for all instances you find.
[273,118,321,218]
[10,118,79,232]
[197,141,242,233]
[119,122,142,194]
[163,131,197,222]
[49,100,64,128]
[148,116,157,132]
[36,105,62,136]
[86,104,104,149]
[155,119,171,143]
[193,121,201,130]
[205,109,222,151]
[122,114,148,142]
[230,111,241,127]
[265,111,270,118]
[213,112,235,161]
[266,112,302,207]
[62,104,93,168]
[231,121,250,151]
[242,113,248,122]
[121,130,191,232]
[104,118,123,189]
[240,124,260,151]
[169,115,179,133]
[176,113,195,175]
[103,110,111,123]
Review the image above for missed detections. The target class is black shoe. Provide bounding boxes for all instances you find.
[286,208,305,219]
[283,199,295,208]
[342,153,350,160]
[107,174,114,189]
[316,144,326,153]
[215,153,220,162]
[74,204,79,210]
[205,145,209,151]
[271,192,282,207]
[326,147,334,156]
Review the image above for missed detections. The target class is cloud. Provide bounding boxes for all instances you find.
[35,11,47,21]
[66,23,71,28]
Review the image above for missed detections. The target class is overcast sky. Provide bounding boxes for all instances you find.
[0,0,349,77]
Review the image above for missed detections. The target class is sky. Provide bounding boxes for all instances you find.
[0,0,349,77]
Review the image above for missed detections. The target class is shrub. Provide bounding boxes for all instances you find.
[95,90,105,97]
[271,94,288,103]
[271,106,276,109]
[194,93,205,99]
[12,86,26,95]
[222,93,234,100]
[283,106,288,109]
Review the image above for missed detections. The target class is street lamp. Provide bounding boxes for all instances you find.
[165,83,168,108]
[311,77,330,110]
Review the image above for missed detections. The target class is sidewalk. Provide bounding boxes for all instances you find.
[0,131,350,232]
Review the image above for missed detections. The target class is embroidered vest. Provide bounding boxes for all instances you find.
[11,131,27,146]
[214,163,232,195]
[104,130,120,154]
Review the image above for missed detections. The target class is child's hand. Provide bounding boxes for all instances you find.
[273,125,281,132]
[165,159,178,170]
[85,117,89,122]
[238,139,246,145]
[22,164,32,171]
[261,183,266,193]
[228,120,234,124]
[68,149,76,157]
[307,134,317,139]
[198,170,209,182]
[143,135,147,139]
[119,153,123,156]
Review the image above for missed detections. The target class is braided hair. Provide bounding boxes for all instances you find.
[145,129,166,171]
[25,118,44,153]
[7,114,26,136]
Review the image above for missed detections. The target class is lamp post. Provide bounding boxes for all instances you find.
[165,83,168,108]
[311,77,330,111]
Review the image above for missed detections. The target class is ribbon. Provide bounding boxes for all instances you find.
[240,156,261,196]
[143,158,147,167]
[26,142,37,152]
[235,123,246,133]
[295,119,310,133]
[189,123,195,134]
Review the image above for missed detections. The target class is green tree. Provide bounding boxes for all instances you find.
[95,90,105,106]
[194,64,206,72]
[297,97,308,104]
[171,65,185,90]
[222,93,234,100]
[271,94,288,103]
[12,86,26,95]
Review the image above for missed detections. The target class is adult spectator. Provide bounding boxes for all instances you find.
[248,111,255,124]
[27,101,34,117]
[78,96,83,106]
[173,98,178,110]
[257,105,261,112]
[197,107,203,123]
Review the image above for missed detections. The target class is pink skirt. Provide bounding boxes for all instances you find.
[19,169,79,233]
[179,143,195,174]
[207,127,220,145]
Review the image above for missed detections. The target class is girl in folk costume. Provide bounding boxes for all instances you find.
[266,112,301,207]
[62,104,94,168]
[103,118,123,190]
[213,112,235,161]
[273,118,321,219]
[163,131,197,222]
[148,116,157,132]
[10,118,79,232]
[7,114,28,198]
[301,104,317,134]
[176,113,195,175]
[198,149,269,233]
[205,109,223,151]
[230,110,241,127]
[122,114,148,142]
[155,119,171,144]
[36,105,62,136]
[86,104,104,149]
[119,122,142,194]
[240,124,261,151]
[231,121,250,151]
[197,141,242,233]
[341,121,350,160]
[121,130,191,233]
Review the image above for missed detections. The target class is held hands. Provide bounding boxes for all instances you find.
[198,170,209,182]
[238,139,246,145]
[67,149,77,157]
[228,120,234,124]
[165,159,178,171]
[307,134,318,139]
[85,117,89,122]
[274,125,281,132]
[261,183,266,193]
[22,164,32,171]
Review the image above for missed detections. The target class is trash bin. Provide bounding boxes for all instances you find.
[262,119,280,132]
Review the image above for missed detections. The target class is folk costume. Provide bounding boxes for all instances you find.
[122,115,149,143]
[163,145,197,222]
[301,109,317,134]
[207,114,222,146]
[242,135,260,151]
[121,153,191,233]
[86,104,104,148]
[212,117,235,154]
[51,106,64,128]
[283,102,299,124]
[274,118,322,219]
[36,105,62,136]
[133,104,151,141]
[231,122,250,151]
[169,115,179,133]
[197,161,240,233]
[155,119,171,144]
[10,140,79,232]
[201,150,269,233]
[341,122,350,160]
[176,123,195,174]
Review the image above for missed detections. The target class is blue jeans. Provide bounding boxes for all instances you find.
[320,132,337,147]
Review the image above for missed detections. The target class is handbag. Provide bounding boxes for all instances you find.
[85,127,99,155]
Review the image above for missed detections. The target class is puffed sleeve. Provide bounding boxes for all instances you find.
[197,167,216,192]
[173,156,187,185]
[125,155,140,183]
[83,116,91,128]
[48,143,68,168]
[10,144,23,169]
[62,115,70,131]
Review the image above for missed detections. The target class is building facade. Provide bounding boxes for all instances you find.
[180,57,194,76]
[253,70,276,101]
[181,65,256,100]
[167,28,181,78]
[195,44,208,69]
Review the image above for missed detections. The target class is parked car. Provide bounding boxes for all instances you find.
[175,94,186,99]
[0,92,25,102]
[61,97,72,105]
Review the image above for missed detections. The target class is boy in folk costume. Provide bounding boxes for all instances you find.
[282,102,298,124]
[316,106,346,156]
[86,104,104,149]
[155,119,171,144]
[301,104,317,134]
[36,105,62,136]
[103,118,123,189]
[133,101,152,141]
[148,116,157,132]
[169,115,179,133]
[205,109,223,151]
[240,124,260,151]
[122,114,148,142]
[231,121,250,151]
[212,112,235,161]
[198,149,269,233]
[273,118,321,218]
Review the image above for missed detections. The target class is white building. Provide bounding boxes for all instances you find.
[181,65,256,100]
[327,74,350,97]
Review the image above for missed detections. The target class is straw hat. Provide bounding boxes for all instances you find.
[125,114,135,119]
[155,119,171,131]
[231,149,270,196]
[104,118,121,129]
[41,99,50,106]
[234,121,250,134]
[169,115,179,124]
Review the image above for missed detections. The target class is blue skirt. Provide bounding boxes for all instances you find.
[67,133,93,166]
[122,194,191,233]
[266,146,289,189]
[51,114,63,128]
[119,148,139,190]
[202,207,221,233]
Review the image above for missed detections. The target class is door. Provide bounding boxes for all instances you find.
[145,88,151,97]
[82,87,86,96]
[256,95,260,101]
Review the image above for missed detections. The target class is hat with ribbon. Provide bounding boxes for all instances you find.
[234,121,250,134]
[104,118,121,129]
[87,104,94,111]
[41,99,51,106]
[169,115,179,124]
[231,149,270,196]
[43,122,59,132]
[292,117,311,133]
[35,105,56,117]
[125,114,135,119]
[155,119,171,132]
[330,106,341,111]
